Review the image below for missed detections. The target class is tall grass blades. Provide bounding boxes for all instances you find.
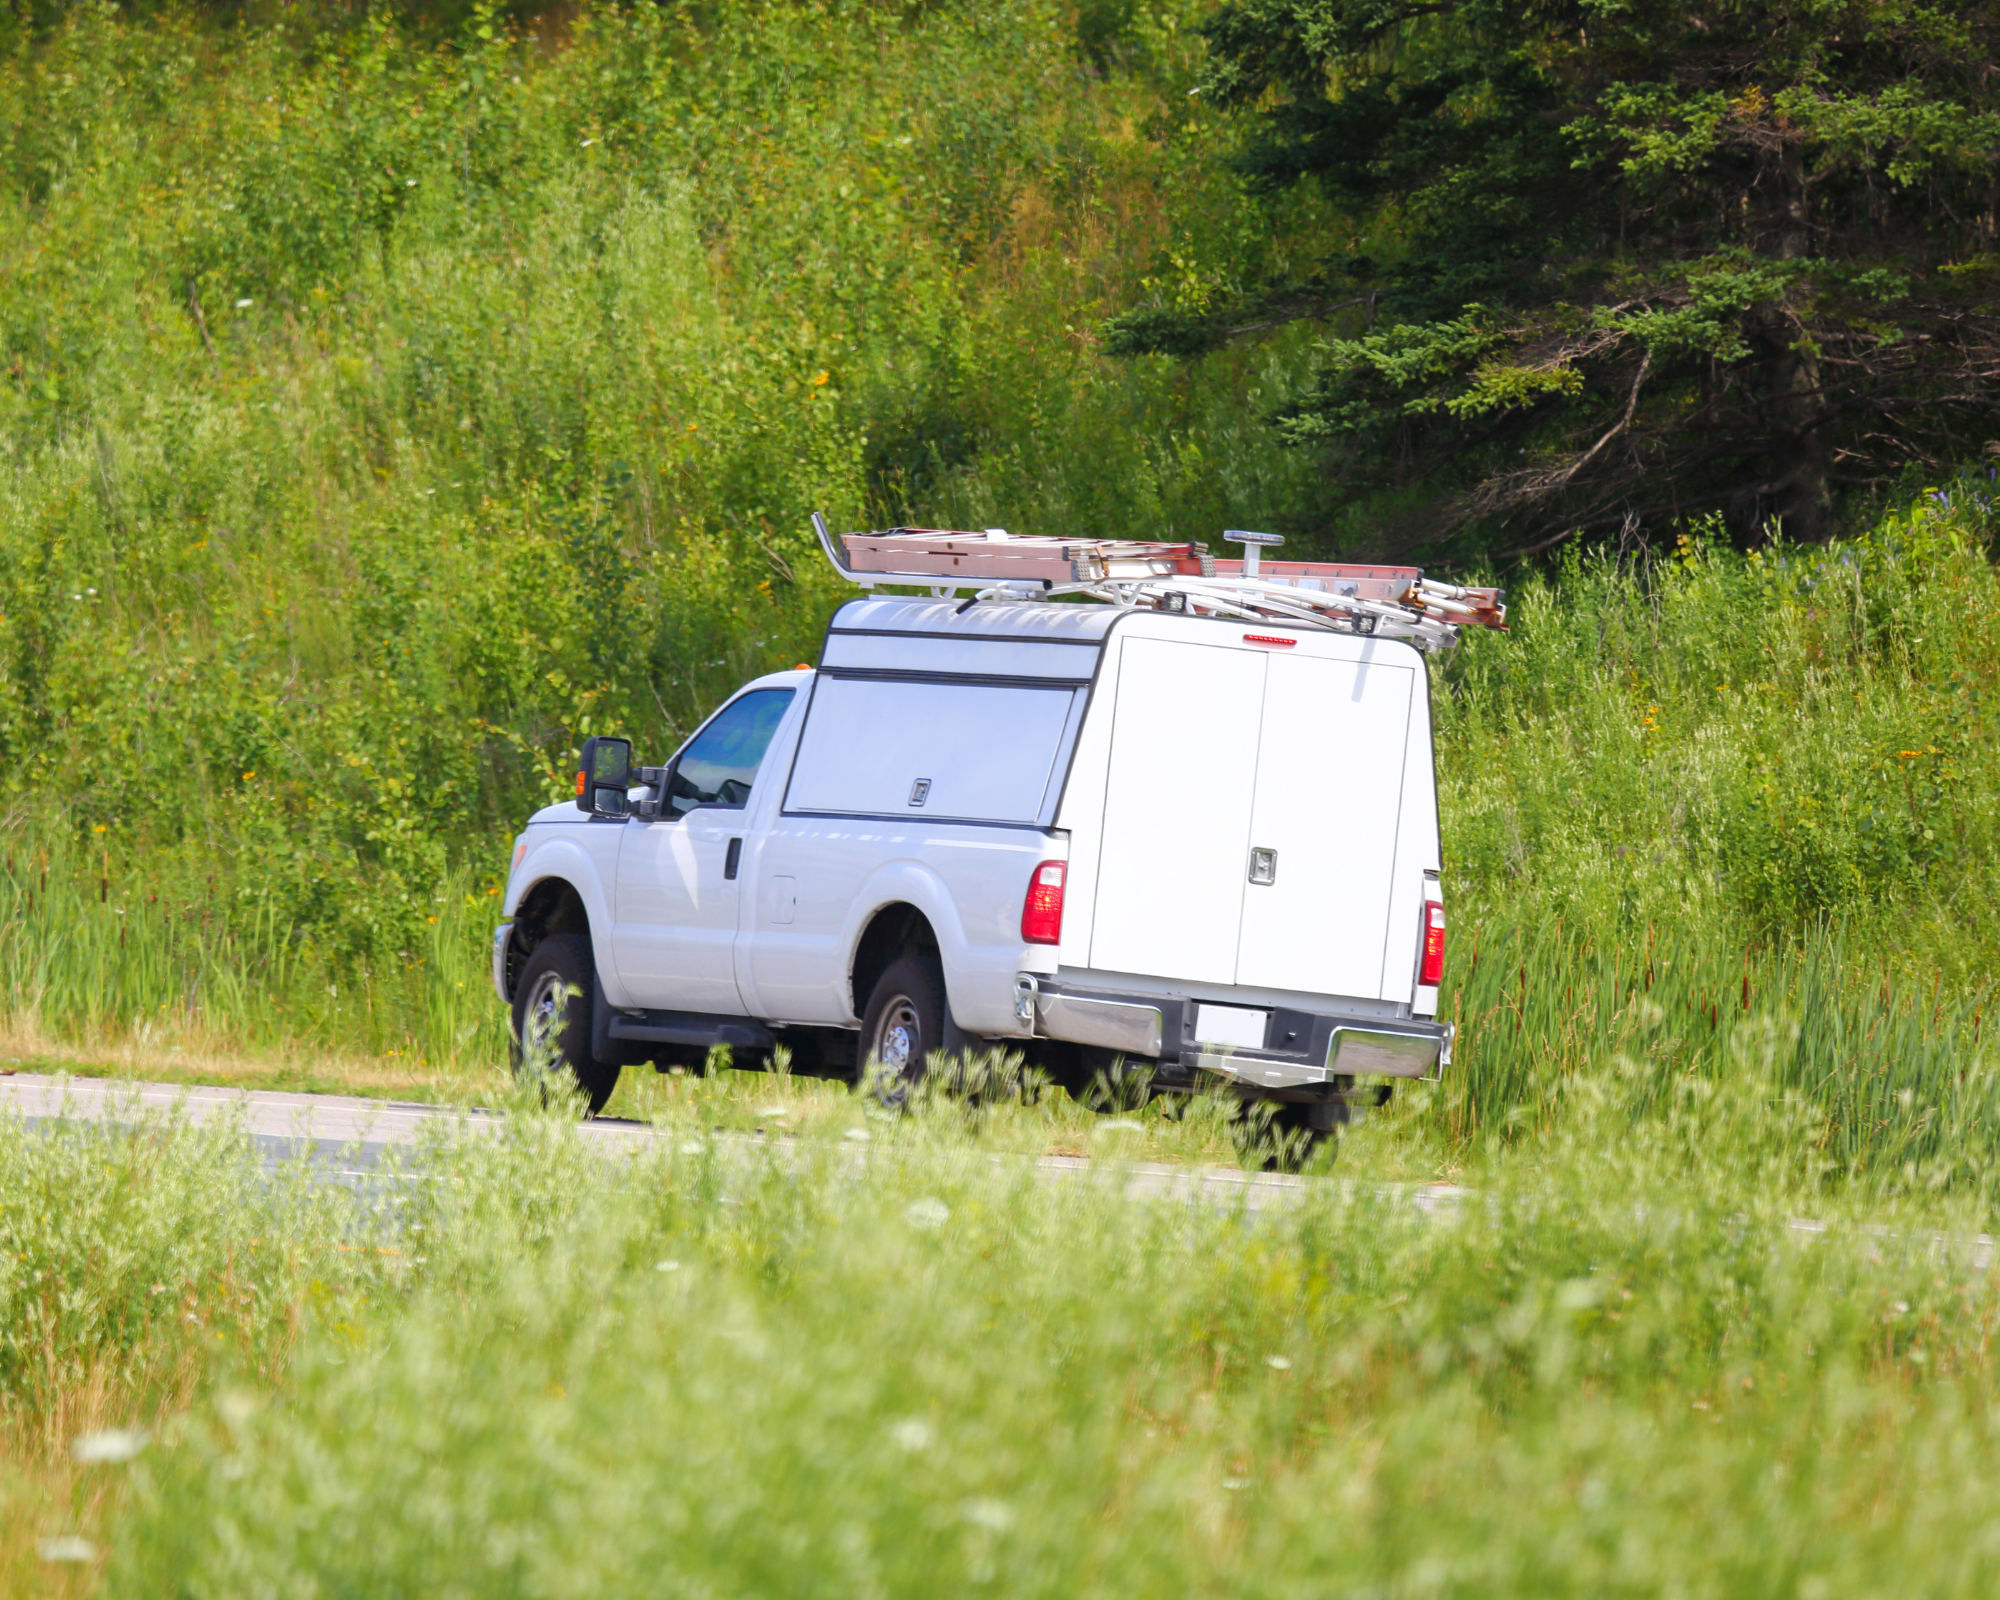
[1438,914,1997,1190]
[1429,498,2000,1185]
[77,1105,2000,1598]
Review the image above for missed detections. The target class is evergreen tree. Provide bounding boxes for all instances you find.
[1110,0,2000,549]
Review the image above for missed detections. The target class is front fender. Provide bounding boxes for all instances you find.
[504,833,634,1010]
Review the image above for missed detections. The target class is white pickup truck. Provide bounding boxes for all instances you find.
[495,525,1486,1156]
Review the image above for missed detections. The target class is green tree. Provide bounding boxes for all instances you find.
[1110,0,2000,550]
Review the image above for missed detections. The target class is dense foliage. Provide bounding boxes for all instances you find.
[1110,0,2000,550]
[0,0,1315,1004]
[0,1,1995,1127]
[3,8,2000,1584]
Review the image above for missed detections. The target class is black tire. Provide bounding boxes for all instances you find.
[510,933,622,1115]
[856,951,950,1106]
[1231,1098,1343,1173]
[1082,1049,1154,1113]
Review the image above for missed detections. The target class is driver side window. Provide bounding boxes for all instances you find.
[662,688,796,817]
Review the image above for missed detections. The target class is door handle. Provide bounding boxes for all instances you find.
[724,837,743,880]
[1248,847,1277,885]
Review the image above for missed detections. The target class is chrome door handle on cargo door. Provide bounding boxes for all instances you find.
[1248,847,1277,885]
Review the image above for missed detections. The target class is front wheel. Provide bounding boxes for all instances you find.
[511,933,622,1115]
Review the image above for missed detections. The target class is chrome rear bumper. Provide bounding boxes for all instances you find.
[1030,976,1452,1089]
[1190,1021,1453,1089]
[1033,988,1164,1057]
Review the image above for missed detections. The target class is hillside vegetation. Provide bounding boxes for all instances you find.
[0,1,1997,1191]
[0,0,1330,1058]
[1113,0,2000,548]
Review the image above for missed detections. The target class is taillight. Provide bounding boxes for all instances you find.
[1021,860,1066,945]
[1419,900,1446,987]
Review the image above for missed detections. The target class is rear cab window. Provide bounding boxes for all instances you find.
[664,688,795,816]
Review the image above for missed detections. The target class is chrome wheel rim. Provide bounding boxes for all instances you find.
[519,971,567,1079]
[870,994,922,1078]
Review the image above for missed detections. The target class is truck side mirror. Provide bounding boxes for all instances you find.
[575,736,633,817]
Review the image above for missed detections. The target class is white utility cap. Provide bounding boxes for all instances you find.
[1224,528,1284,577]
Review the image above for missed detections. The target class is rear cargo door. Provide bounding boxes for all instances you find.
[1234,650,1414,999]
[1088,637,1264,985]
[1086,629,1417,1000]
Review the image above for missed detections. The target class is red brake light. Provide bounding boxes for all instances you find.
[1419,900,1446,987]
[1021,860,1066,945]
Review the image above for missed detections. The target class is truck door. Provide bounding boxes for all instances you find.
[1087,636,1264,986]
[1085,631,1418,1002]
[612,687,795,1014]
[1233,649,1414,999]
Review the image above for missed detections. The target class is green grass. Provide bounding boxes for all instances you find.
[12,491,2000,1193]
[3,1082,1999,1596]
[3,2,1997,1180]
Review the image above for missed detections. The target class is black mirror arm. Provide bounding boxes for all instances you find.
[632,762,675,821]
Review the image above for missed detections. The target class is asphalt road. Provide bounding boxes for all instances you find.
[7,1073,1996,1270]
[0,1071,649,1178]
[0,1071,1476,1214]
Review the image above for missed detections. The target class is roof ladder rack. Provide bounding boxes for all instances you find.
[808,514,1505,652]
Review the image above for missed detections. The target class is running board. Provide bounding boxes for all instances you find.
[591,986,775,1061]
[609,1011,775,1050]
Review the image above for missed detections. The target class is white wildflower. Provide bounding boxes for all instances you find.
[961,1498,1014,1531]
[72,1428,146,1464]
[889,1418,934,1452]
[904,1197,950,1230]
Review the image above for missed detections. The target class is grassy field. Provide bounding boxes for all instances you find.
[12,489,1998,1190]
[0,0,1329,1069]
[6,1074,2000,1596]
[3,0,1996,1171]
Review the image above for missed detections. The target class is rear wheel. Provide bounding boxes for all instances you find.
[857,951,949,1106]
[1231,1098,1344,1173]
[511,933,622,1115]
